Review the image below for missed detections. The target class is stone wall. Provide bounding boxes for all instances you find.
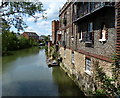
[59,2,73,49]
[59,47,113,95]
[75,8,116,58]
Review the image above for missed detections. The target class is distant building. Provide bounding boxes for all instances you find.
[39,36,45,41]
[22,32,39,41]
[52,20,59,44]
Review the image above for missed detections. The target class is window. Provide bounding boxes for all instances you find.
[79,31,83,41]
[64,49,66,58]
[78,25,83,41]
[63,12,67,26]
[71,51,74,64]
[88,22,93,32]
[90,2,95,11]
[85,58,91,75]
[64,31,67,46]
[99,23,107,42]
[86,22,93,42]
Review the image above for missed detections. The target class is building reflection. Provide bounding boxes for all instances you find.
[52,67,86,97]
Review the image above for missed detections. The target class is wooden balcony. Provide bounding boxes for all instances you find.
[73,2,115,22]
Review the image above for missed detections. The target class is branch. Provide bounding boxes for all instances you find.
[0,2,8,9]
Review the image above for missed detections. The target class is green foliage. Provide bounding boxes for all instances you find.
[1,19,10,31]
[52,51,59,60]
[50,46,59,59]
[94,60,120,96]
[95,89,106,95]
[45,45,48,56]
[1,1,45,31]
[2,31,38,55]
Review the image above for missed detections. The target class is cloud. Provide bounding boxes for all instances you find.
[27,17,35,22]
[25,1,67,36]
[44,2,61,20]
[24,26,40,35]
[26,27,34,31]
[26,13,44,22]
[37,21,49,27]
[36,20,51,35]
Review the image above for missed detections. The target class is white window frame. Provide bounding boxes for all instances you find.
[85,58,91,75]
[99,24,107,42]
[79,30,83,41]
[99,29,107,42]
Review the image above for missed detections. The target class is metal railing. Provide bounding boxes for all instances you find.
[74,2,115,21]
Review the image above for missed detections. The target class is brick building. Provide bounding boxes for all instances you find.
[56,0,120,95]
[22,32,39,41]
[52,20,59,44]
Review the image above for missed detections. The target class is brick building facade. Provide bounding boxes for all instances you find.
[52,20,59,44]
[22,32,39,41]
[52,1,120,95]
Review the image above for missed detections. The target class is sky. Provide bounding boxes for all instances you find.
[10,0,67,36]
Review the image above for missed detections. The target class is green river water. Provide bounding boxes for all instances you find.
[2,47,86,97]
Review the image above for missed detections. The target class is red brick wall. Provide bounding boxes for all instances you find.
[52,20,59,44]
[22,32,29,39]
[117,2,120,57]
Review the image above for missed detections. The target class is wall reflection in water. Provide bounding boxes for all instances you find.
[52,67,86,97]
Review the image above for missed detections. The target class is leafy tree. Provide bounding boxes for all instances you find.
[2,31,39,55]
[1,1,45,32]
[1,1,45,55]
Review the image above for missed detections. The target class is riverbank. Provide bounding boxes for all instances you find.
[2,31,39,56]
[2,46,39,56]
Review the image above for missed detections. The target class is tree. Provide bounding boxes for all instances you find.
[1,1,45,55]
[1,1,45,32]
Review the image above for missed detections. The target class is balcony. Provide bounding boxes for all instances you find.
[73,2,115,22]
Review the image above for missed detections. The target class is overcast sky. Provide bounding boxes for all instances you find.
[10,0,67,36]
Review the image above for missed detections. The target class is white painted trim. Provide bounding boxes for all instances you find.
[85,70,91,75]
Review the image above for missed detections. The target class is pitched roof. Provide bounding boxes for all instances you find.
[23,32,39,37]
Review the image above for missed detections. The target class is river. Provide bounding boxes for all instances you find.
[2,47,86,97]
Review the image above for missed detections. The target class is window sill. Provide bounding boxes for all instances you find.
[72,61,75,64]
[99,39,106,42]
[79,39,82,42]
[85,70,91,75]
[85,41,92,44]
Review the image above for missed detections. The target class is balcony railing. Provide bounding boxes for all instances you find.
[73,2,115,22]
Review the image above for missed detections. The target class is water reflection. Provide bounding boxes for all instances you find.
[2,47,39,65]
[2,47,86,96]
[52,67,86,97]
